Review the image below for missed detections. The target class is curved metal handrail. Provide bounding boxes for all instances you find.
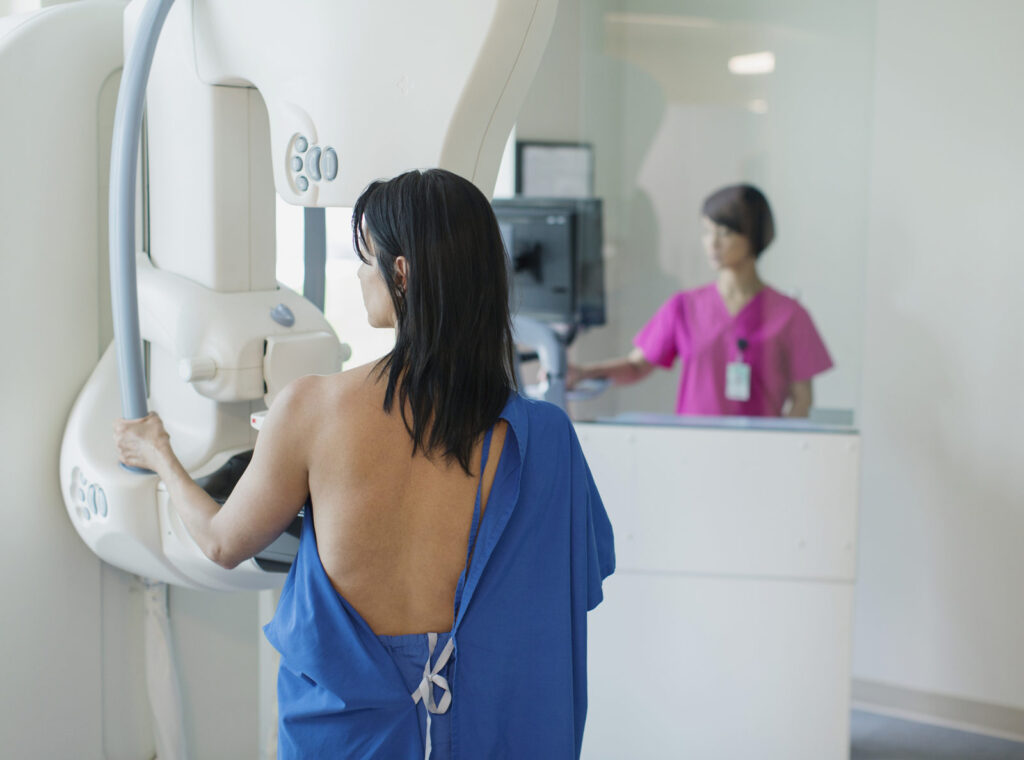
[109,0,175,432]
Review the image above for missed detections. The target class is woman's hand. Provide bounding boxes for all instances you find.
[784,380,813,418]
[113,412,173,473]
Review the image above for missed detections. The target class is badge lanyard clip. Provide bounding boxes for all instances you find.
[725,338,752,402]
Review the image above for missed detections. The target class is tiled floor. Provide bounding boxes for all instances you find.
[851,710,1024,760]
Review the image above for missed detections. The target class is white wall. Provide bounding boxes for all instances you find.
[853,0,1024,723]
[1,5,124,757]
[169,589,261,758]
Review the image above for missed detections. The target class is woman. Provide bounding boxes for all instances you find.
[114,169,615,759]
[569,184,832,417]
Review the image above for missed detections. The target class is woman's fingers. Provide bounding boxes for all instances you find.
[112,412,169,469]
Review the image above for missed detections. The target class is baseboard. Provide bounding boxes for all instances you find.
[852,678,1024,743]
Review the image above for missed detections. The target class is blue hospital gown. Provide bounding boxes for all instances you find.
[263,393,615,759]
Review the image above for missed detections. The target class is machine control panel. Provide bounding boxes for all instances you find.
[288,134,338,195]
[69,466,108,522]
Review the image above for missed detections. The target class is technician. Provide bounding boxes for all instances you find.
[567,184,832,417]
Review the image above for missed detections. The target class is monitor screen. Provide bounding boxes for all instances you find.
[491,197,605,327]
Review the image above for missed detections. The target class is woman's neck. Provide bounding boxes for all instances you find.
[716,260,763,299]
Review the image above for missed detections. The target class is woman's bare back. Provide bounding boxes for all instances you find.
[301,363,507,636]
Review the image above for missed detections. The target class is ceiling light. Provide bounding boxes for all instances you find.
[728,51,775,75]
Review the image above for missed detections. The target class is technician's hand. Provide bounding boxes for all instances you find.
[565,363,584,390]
[113,412,172,473]
[536,363,584,390]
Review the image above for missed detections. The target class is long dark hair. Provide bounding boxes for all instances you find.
[352,169,517,474]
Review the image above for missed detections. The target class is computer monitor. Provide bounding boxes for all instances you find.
[491,197,605,328]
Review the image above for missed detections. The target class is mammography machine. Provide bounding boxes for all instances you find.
[56,0,558,590]
[2,0,556,755]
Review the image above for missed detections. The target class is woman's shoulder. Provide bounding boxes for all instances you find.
[333,360,385,397]
[280,361,376,404]
[763,285,811,314]
[647,284,713,314]
[509,394,587,453]
[514,392,570,422]
[760,287,827,341]
[678,282,718,303]
[504,392,567,434]
[269,362,385,440]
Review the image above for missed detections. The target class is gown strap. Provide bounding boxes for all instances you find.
[409,425,495,758]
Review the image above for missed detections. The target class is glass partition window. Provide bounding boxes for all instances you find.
[517,0,874,423]
[275,199,395,369]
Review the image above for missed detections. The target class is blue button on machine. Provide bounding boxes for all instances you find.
[296,176,309,192]
[307,147,322,181]
[323,148,338,180]
[291,156,303,172]
[295,136,308,153]
[270,303,295,327]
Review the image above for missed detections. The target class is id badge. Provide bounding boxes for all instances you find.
[725,362,751,401]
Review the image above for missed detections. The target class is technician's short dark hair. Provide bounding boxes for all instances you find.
[701,184,775,258]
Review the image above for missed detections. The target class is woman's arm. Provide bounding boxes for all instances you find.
[784,380,813,418]
[568,348,657,389]
[114,376,316,569]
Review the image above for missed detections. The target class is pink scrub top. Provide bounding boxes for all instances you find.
[634,284,833,417]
